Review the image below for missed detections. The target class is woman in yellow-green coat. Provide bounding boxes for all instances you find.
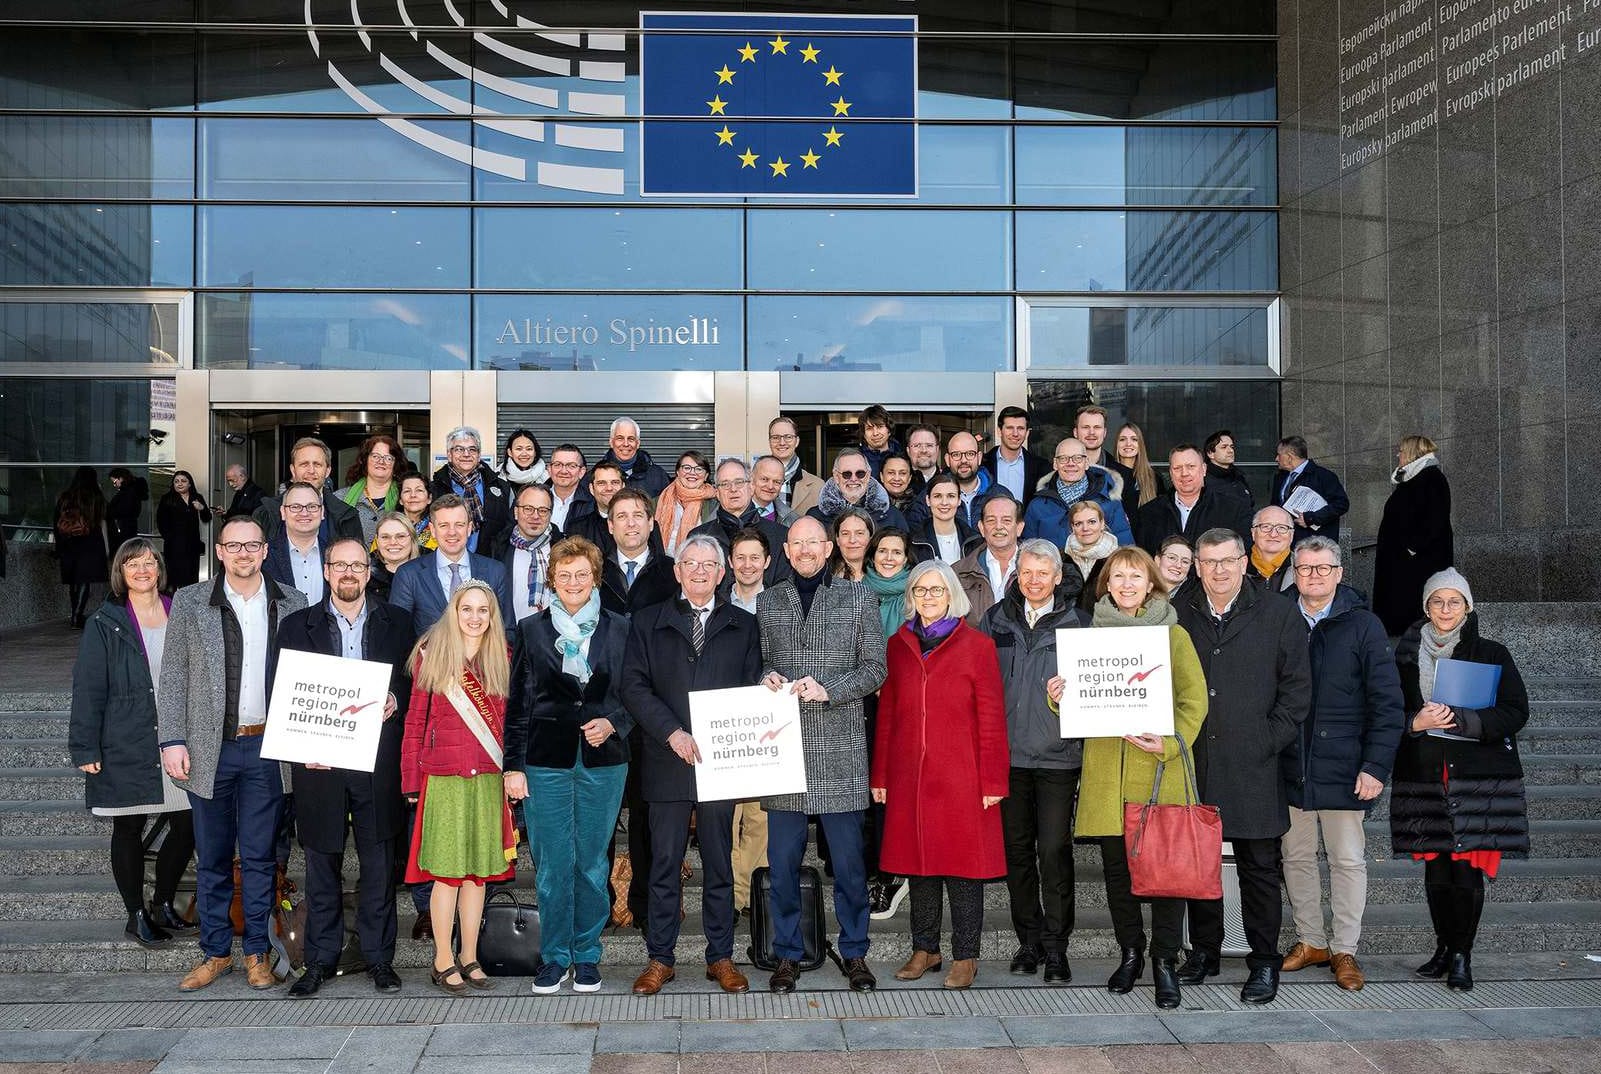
[1062,545,1207,1010]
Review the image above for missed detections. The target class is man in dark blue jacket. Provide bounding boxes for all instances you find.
[1270,436,1350,545]
[1278,536,1404,992]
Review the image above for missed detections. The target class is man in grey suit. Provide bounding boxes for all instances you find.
[388,494,514,633]
[756,516,887,994]
[159,516,307,992]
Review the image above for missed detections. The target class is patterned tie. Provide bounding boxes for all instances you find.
[625,560,637,588]
[448,561,462,596]
[691,607,706,654]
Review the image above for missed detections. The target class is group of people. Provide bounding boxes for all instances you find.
[66,405,1523,1009]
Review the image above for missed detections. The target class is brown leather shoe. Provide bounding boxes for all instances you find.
[943,958,977,990]
[631,959,675,995]
[411,910,433,942]
[1330,952,1365,990]
[705,958,749,993]
[179,955,234,992]
[894,950,943,981]
[1281,941,1332,971]
[244,952,276,990]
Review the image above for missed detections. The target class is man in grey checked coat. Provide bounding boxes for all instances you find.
[756,516,887,995]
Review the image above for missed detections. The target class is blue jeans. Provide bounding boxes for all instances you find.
[188,735,283,958]
[767,808,870,960]
[524,758,627,967]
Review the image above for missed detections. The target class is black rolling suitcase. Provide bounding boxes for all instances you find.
[747,864,831,971]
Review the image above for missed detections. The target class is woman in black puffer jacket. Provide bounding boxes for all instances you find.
[1389,568,1528,994]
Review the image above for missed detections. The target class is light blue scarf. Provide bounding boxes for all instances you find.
[550,590,601,684]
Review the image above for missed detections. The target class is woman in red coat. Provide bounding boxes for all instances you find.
[871,558,1009,990]
[401,579,515,996]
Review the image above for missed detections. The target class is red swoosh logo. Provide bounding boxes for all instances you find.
[1126,665,1163,685]
[339,700,380,717]
[759,722,792,744]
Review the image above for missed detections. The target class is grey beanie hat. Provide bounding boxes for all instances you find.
[1422,567,1474,612]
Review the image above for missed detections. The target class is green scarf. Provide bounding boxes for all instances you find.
[1090,593,1178,628]
[343,477,398,514]
[863,568,908,640]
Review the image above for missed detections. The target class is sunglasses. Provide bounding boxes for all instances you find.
[837,469,869,480]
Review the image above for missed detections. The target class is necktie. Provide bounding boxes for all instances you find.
[448,561,462,596]
[691,607,706,653]
[625,560,638,588]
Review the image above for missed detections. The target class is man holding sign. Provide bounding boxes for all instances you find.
[272,538,415,997]
[619,535,761,997]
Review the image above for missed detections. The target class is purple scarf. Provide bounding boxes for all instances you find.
[910,615,960,656]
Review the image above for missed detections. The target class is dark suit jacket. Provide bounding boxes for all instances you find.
[1135,480,1255,556]
[388,550,514,634]
[226,480,266,520]
[262,532,324,598]
[599,551,679,617]
[254,490,364,545]
[505,606,633,771]
[1271,459,1351,544]
[981,446,1051,506]
[430,461,513,555]
[273,597,415,851]
[619,598,762,802]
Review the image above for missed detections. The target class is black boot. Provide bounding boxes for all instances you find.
[1152,958,1181,1009]
[1107,947,1144,994]
[125,908,173,949]
[1415,945,1451,978]
[1176,948,1219,984]
[1446,951,1473,991]
[1421,882,1453,975]
[150,900,198,933]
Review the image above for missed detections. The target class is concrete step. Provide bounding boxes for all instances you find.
[0,800,107,836]
[0,769,87,800]
[0,713,68,740]
[1525,678,1601,702]
[0,693,70,714]
[1513,727,1601,755]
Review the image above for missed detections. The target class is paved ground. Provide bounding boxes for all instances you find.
[0,954,1596,1073]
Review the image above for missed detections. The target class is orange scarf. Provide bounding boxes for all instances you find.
[1251,545,1290,581]
[654,480,717,555]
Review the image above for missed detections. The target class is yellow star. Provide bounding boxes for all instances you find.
[715,65,736,85]
[769,34,789,54]
[831,96,851,116]
[707,95,727,115]
[800,43,821,63]
[738,147,760,168]
[822,126,843,147]
[800,148,821,169]
[737,41,758,62]
[769,157,790,177]
[822,65,843,86]
[714,125,737,146]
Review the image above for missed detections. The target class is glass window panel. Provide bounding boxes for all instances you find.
[1014,41,1275,121]
[200,30,471,114]
[0,378,175,466]
[0,117,194,199]
[199,118,472,200]
[197,293,468,370]
[0,30,196,111]
[919,40,1010,119]
[749,296,1010,372]
[747,211,1010,291]
[1012,0,1275,34]
[1,302,183,367]
[1029,305,1270,367]
[198,206,468,289]
[474,120,639,204]
[1018,211,1277,291]
[920,126,1010,204]
[46,1,197,18]
[1016,127,1276,206]
[477,208,741,290]
[0,465,172,533]
[476,295,743,372]
[0,205,193,288]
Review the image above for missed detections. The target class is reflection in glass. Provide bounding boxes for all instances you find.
[1029,305,1270,367]
[1017,127,1276,205]
[0,377,174,465]
[476,209,741,290]
[747,211,1010,291]
[749,296,1010,373]
[1011,0,1275,35]
[476,295,743,372]
[1017,211,1277,291]
[197,293,469,369]
[1014,41,1275,121]
[920,126,1010,204]
[1,303,183,367]
[199,31,469,114]
[0,117,194,199]
[198,206,468,288]
[0,30,196,111]
[199,118,471,200]
[0,205,193,288]
[918,40,1010,118]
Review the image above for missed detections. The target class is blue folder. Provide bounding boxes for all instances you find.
[1431,658,1501,709]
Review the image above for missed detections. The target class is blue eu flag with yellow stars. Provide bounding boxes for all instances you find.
[640,13,917,197]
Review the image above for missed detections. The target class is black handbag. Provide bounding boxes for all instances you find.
[475,887,542,976]
[747,865,832,972]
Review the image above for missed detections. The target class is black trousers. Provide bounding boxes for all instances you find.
[624,728,653,923]
[300,775,398,968]
[999,766,1079,954]
[1099,836,1184,960]
[646,799,736,966]
[1424,855,1487,953]
[109,811,194,914]
[908,876,985,961]
[1187,835,1284,970]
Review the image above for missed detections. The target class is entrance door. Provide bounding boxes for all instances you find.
[783,410,991,475]
[211,409,431,503]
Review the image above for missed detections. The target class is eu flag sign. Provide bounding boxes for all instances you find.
[641,13,918,197]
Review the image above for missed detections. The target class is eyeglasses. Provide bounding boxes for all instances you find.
[677,465,707,476]
[1293,563,1339,577]
[947,450,980,461]
[553,570,594,584]
[283,503,323,515]
[788,539,828,550]
[1426,596,1467,611]
[679,559,720,573]
[327,561,369,574]
[1159,553,1192,565]
[447,445,479,455]
[1054,453,1089,464]
[220,541,266,554]
[516,505,552,515]
[836,469,868,480]
[911,585,948,599]
[550,460,583,470]
[1253,523,1293,536]
[769,433,799,443]
[716,478,751,490]
[367,453,396,464]
[1196,555,1245,571]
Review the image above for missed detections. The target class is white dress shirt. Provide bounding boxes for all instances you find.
[286,538,324,604]
[435,549,471,597]
[223,579,270,727]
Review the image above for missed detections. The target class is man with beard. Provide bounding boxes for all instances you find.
[905,425,941,487]
[807,448,908,533]
[943,431,993,529]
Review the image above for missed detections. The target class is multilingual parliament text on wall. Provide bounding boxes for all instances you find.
[1339,0,1601,169]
